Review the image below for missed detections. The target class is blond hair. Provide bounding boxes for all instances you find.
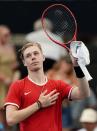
[19,42,43,60]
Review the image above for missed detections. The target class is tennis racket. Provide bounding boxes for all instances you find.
[41,4,77,52]
[41,4,92,81]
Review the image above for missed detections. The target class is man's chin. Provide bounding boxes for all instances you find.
[30,67,40,72]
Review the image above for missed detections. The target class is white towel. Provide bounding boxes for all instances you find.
[70,41,92,81]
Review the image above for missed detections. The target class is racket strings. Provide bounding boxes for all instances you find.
[43,6,76,43]
[54,9,75,39]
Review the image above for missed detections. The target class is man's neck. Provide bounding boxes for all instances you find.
[28,69,47,85]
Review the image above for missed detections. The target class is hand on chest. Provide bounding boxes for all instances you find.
[21,82,58,107]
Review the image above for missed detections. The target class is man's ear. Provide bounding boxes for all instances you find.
[43,55,45,61]
[23,59,27,67]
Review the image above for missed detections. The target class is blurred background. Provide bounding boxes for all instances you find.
[0,0,97,131]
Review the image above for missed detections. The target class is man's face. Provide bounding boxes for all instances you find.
[82,122,97,131]
[23,46,45,71]
[0,27,11,44]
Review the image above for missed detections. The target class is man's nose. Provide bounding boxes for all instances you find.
[31,54,36,60]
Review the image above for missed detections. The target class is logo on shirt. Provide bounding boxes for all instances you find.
[24,91,31,96]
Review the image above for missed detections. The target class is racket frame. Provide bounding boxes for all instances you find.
[41,4,77,52]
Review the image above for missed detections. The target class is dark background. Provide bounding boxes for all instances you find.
[0,1,97,35]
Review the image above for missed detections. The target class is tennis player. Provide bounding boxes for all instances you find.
[4,42,90,131]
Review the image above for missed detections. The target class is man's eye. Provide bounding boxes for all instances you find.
[26,54,31,58]
[34,52,39,55]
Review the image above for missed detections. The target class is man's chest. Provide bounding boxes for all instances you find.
[20,82,58,108]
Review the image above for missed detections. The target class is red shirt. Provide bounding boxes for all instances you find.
[4,76,73,131]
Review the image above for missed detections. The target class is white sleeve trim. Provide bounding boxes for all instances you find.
[68,87,73,100]
[4,102,19,109]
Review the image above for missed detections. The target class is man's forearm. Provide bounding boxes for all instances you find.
[71,66,90,100]
[74,66,90,97]
[78,77,90,97]
[71,77,90,100]
[6,102,39,126]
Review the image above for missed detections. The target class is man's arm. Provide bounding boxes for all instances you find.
[69,41,91,100]
[6,90,59,126]
[70,77,90,100]
[6,102,39,126]
[70,65,90,100]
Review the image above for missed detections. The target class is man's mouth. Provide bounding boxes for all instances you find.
[31,62,39,65]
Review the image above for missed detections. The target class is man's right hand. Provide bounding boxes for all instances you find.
[38,89,60,108]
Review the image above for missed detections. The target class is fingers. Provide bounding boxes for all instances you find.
[50,93,60,102]
[50,92,60,99]
[39,90,60,108]
[50,97,58,102]
[46,89,57,97]
[50,101,56,105]
[41,90,48,95]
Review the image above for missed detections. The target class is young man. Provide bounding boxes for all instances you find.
[4,42,90,131]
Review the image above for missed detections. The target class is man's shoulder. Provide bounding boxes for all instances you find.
[16,77,26,83]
